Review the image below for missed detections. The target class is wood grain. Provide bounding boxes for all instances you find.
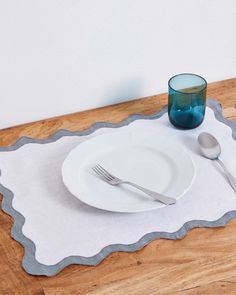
[1,78,236,295]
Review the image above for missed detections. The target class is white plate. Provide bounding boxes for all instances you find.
[62,130,195,213]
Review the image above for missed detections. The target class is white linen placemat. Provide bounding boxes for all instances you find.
[0,99,236,276]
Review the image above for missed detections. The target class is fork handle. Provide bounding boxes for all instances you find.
[123,181,176,205]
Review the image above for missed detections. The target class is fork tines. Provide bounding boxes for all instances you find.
[92,164,114,181]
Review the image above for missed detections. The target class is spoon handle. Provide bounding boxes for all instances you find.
[216,159,236,193]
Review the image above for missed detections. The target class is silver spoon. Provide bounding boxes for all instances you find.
[198,132,236,193]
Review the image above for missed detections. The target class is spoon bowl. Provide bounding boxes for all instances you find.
[198,132,221,160]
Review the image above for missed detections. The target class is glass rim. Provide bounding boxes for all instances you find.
[168,73,207,94]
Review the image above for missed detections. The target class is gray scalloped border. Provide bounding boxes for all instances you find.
[1,99,236,276]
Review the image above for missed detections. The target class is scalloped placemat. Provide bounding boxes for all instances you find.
[0,99,236,276]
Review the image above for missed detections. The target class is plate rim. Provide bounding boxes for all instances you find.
[62,130,196,213]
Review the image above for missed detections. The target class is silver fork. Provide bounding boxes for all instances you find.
[92,164,176,205]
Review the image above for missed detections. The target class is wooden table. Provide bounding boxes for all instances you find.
[1,78,236,295]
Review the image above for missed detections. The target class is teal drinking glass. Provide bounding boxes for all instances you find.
[168,73,207,129]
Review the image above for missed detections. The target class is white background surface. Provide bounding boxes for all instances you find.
[0,0,236,129]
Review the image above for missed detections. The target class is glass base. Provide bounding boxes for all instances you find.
[168,104,205,129]
[169,117,203,129]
